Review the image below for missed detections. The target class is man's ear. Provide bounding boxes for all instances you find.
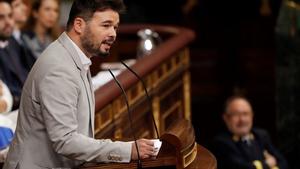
[73,17,86,34]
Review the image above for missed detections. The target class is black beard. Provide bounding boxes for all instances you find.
[0,35,9,41]
[81,36,110,58]
[92,49,109,58]
[80,25,114,58]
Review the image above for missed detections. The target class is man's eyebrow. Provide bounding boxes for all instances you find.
[101,19,119,25]
[101,20,113,24]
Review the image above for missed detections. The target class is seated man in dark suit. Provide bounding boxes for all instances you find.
[212,96,288,169]
[0,0,35,110]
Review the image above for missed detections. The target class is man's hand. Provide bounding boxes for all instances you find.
[0,99,7,112]
[131,139,155,160]
[264,150,277,168]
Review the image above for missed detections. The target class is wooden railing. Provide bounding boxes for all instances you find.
[82,24,217,169]
[92,24,195,140]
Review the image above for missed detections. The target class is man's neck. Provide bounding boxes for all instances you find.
[66,31,91,58]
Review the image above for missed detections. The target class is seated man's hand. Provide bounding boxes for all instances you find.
[264,150,277,168]
[131,139,155,160]
[0,99,7,113]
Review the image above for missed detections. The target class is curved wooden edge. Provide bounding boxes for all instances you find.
[186,144,217,169]
[94,24,195,110]
[161,119,195,150]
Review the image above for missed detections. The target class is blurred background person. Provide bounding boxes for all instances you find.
[212,96,287,169]
[23,0,60,58]
[11,0,28,42]
[10,0,36,75]
[0,0,21,127]
[0,80,15,164]
[0,0,22,110]
[0,0,35,110]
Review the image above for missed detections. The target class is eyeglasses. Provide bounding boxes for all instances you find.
[226,111,253,118]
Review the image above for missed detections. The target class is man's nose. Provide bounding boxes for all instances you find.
[109,27,117,38]
[5,17,14,27]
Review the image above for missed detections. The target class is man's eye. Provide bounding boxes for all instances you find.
[102,24,110,28]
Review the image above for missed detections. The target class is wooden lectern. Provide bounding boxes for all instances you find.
[80,119,216,169]
[81,119,194,169]
[79,24,216,169]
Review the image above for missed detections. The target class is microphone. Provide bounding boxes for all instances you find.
[120,60,160,139]
[108,69,142,169]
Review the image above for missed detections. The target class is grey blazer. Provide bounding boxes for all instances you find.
[3,32,132,169]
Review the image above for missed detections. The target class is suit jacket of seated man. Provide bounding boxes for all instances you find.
[3,32,132,169]
[10,33,36,70]
[212,128,288,169]
[0,36,36,110]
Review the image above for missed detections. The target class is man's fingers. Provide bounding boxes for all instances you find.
[131,139,157,160]
[140,139,154,146]
[141,154,150,159]
[145,145,156,156]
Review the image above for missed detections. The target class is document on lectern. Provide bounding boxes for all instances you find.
[153,139,162,156]
[129,139,162,157]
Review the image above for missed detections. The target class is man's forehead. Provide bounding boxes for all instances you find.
[92,9,119,23]
[227,99,252,112]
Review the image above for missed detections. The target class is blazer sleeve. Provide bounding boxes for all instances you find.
[38,65,132,163]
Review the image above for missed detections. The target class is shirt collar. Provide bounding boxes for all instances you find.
[232,133,254,142]
[0,40,9,48]
[13,29,22,44]
[65,33,91,71]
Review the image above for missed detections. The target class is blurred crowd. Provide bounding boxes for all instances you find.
[0,0,60,161]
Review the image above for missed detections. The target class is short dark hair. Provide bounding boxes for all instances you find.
[224,95,251,113]
[66,0,126,30]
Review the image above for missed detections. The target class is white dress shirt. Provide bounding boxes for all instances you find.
[65,34,92,71]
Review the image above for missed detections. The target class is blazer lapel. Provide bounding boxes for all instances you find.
[58,32,83,71]
[87,71,95,135]
[58,32,94,136]
[80,70,94,137]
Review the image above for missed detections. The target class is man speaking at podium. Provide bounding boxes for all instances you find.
[3,0,155,169]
